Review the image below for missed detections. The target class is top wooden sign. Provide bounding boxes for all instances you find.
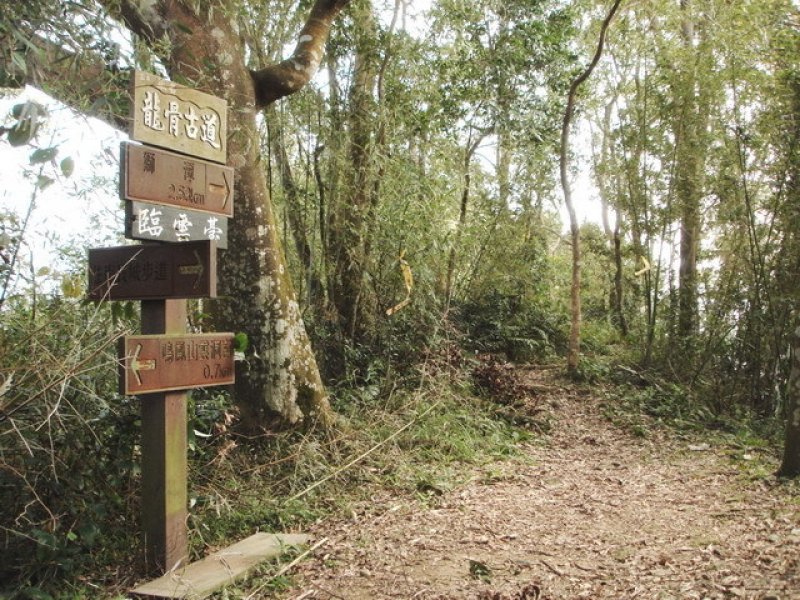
[130,71,227,164]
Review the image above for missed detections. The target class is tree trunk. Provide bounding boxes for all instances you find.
[560,0,623,373]
[328,0,379,342]
[110,0,349,427]
[779,326,800,477]
[597,99,627,337]
[445,132,485,313]
[269,110,324,305]
[674,0,710,354]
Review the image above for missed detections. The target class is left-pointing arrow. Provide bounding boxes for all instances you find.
[130,343,157,385]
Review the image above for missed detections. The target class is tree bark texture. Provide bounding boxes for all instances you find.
[110,0,348,426]
[779,326,800,477]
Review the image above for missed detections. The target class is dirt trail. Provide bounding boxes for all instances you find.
[282,373,800,599]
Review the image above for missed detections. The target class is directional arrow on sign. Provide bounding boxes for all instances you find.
[120,142,234,217]
[208,170,232,211]
[119,333,235,395]
[87,241,217,301]
[130,343,157,385]
[177,250,205,288]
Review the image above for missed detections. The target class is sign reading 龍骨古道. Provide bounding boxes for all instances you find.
[131,71,227,164]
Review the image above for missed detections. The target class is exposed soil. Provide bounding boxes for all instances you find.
[280,370,800,600]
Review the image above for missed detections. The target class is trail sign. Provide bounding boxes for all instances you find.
[87,241,217,301]
[130,71,227,164]
[120,142,233,218]
[126,201,229,248]
[119,333,235,395]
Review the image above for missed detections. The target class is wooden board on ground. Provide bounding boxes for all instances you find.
[131,533,311,599]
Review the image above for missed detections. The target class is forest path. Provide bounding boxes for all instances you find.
[281,370,800,600]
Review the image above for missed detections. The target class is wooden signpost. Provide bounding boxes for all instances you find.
[120,142,234,217]
[125,202,229,248]
[90,70,307,598]
[88,71,234,579]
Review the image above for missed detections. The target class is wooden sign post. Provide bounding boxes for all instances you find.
[130,71,229,574]
[88,71,233,575]
[140,299,190,573]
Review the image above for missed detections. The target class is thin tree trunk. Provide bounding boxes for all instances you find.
[779,326,800,478]
[596,99,627,336]
[445,131,486,314]
[329,0,378,342]
[269,111,323,304]
[560,0,623,373]
[674,0,710,354]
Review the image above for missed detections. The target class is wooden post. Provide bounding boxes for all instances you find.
[140,299,189,573]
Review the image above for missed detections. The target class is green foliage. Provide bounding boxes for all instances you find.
[457,289,566,362]
[2,101,47,147]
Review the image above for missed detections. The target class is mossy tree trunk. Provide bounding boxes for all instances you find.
[106,0,349,427]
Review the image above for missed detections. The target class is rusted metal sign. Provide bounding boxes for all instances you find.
[125,201,228,249]
[130,71,227,164]
[87,241,217,301]
[119,333,235,395]
[120,142,233,218]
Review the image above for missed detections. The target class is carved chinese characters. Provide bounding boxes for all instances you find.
[131,71,228,164]
[120,333,235,395]
[87,241,217,300]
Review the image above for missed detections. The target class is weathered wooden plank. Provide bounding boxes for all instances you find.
[119,332,235,396]
[140,300,189,573]
[130,71,227,164]
[87,241,217,301]
[131,533,312,599]
[120,142,234,218]
[125,201,229,249]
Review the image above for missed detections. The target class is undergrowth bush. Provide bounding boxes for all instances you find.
[0,296,139,594]
[187,368,531,554]
[456,290,566,362]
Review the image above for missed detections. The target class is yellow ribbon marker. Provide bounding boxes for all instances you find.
[635,256,651,277]
[386,250,414,316]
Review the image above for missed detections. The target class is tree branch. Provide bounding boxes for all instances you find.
[250,0,350,108]
[105,0,170,47]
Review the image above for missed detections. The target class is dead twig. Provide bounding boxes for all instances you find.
[245,538,329,600]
